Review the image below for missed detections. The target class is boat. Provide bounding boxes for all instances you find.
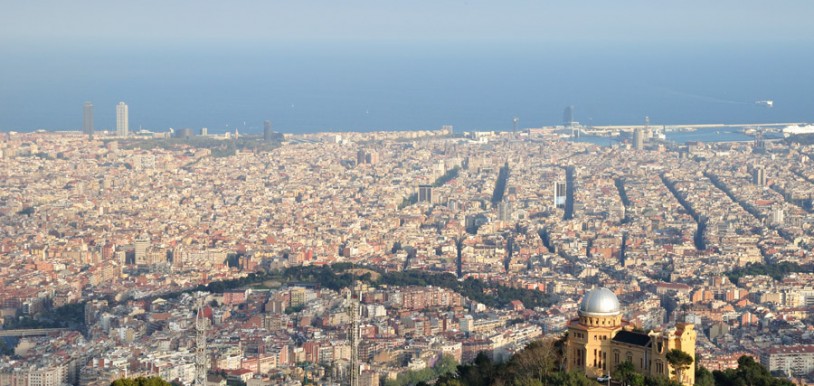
[783,124,814,137]
[755,100,774,108]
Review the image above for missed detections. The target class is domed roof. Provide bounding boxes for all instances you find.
[579,287,621,316]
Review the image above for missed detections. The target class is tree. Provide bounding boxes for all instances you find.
[435,354,458,377]
[713,355,794,386]
[665,349,693,384]
[17,207,35,216]
[544,371,595,386]
[506,339,560,381]
[695,366,715,386]
[644,375,682,386]
[615,361,637,386]
[111,377,171,386]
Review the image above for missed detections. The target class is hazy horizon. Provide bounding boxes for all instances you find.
[2,1,813,133]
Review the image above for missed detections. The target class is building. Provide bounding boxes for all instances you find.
[760,345,814,377]
[565,287,697,385]
[356,149,379,166]
[359,370,379,386]
[563,106,575,126]
[497,200,513,222]
[175,128,193,139]
[418,185,433,204]
[633,128,644,150]
[555,182,567,208]
[752,166,766,186]
[134,237,150,265]
[264,120,273,141]
[116,102,129,138]
[83,101,94,137]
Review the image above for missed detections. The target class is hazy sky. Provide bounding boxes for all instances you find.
[2,0,813,45]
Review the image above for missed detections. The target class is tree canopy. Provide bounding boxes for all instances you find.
[111,377,172,386]
[712,356,794,386]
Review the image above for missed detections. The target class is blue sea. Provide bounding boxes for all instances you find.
[0,41,811,134]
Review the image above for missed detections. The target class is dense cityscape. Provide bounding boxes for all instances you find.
[2,115,814,386]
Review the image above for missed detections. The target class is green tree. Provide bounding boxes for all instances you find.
[713,355,794,386]
[543,371,595,386]
[665,349,693,385]
[629,372,646,386]
[695,366,715,386]
[644,375,682,386]
[615,361,637,386]
[111,377,171,386]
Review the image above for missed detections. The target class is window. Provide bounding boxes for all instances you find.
[614,351,620,365]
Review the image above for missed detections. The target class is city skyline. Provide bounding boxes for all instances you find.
[2,128,813,384]
[2,2,813,385]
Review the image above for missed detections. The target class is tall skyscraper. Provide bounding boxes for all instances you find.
[83,102,94,137]
[418,185,433,203]
[498,200,513,222]
[753,166,766,186]
[633,127,644,150]
[264,120,273,141]
[116,102,129,137]
[563,105,575,126]
[554,182,567,208]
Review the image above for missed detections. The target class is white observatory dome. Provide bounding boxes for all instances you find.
[579,287,622,316]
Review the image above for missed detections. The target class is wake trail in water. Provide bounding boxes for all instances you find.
[654,87,749,105]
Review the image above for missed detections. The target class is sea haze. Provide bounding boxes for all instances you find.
[1,41,811,134]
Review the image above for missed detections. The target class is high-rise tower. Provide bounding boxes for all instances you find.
[563,106,575,126]
[264,120,273,141]
[116,102,129,138]
[83,102,94,138]
[633,128,644,150]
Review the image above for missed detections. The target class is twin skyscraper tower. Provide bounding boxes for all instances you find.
[82,101,128,138]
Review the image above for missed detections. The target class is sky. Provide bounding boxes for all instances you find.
[1,1,812,132]
[2,1,813,46]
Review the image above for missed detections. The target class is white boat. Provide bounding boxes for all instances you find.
[783,124,814,136]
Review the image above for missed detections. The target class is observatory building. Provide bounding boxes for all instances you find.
[565,287,697,385]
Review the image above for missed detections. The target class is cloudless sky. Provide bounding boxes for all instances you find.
[2,1,812,132]
[2,0,813,45]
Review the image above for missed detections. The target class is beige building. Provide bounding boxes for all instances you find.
[565,288,697,386]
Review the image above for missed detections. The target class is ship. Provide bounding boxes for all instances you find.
[755,100,774,108]
[783,124,814,137]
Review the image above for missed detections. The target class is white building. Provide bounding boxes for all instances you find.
[116,102,129,137]
[761,345,814,376]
